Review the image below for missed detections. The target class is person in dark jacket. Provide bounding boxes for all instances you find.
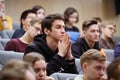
[12,9,36,38]
[24,13,78,76]
[72,19,103,58]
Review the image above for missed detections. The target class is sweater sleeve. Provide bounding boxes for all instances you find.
[65,58,78,74]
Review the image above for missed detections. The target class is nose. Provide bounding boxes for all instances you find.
[37,31,41,35]
[99,70,104,76]
[39,71,45,77]
[61,27,65,34]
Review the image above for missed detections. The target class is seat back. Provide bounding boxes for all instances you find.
[75,59,83,74]
[50,73,78,80]
[113,36,120,44]
[0,30,15,39]
[0,39,10,50]
[104,49,114,61]
[0,51,24,68]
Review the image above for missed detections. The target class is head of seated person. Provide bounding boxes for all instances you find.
[107,57,120,80]
[23,52,54,80]
[0,59,36,80]
[74,49,106,80]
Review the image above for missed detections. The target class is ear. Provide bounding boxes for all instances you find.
[82,31,86,36]
[44,28,50,35]
[21,19,25,25]
[82,62,88,73]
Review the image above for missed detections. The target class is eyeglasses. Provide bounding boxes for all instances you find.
[107,27,116,32]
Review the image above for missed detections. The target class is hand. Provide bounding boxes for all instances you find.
[66,41,74,60]
[58,33,71,57]
[44,76,55,80]
[0,9,5,18]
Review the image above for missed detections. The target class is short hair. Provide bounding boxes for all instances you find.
[0,59,35,80]
[32,5,45,13]
[82,19,98,31]
[92,17,102,23]
[64,7,79,23]
[80,49,106,68]
[106,57,120,80]
[30,17,41,26]
[20,9,36,29]
[23,52,45,67]
[101,21,116,28]
[41,13,64,34]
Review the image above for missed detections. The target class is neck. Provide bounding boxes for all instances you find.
[66,23,73,28]
[46,36,58,52]
[22,25,27,31]
[19,32,33,44]
[101,34,111,42]
[85,37,95,48]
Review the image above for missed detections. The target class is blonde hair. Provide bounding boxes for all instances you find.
[0,59,35,80]
[23,52,45,67]
[30,17,41,26]
[80,49,106,67]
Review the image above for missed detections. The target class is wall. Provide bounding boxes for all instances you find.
[5,0,120,36]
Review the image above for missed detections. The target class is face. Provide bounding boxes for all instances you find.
[33,60,47,80]
[22,13,36,30]
[83,60,105,80]
[28,22,41,38]
[102,24,116,38]
[84,24,99,43]
[68,12,78,24]
[45,19,65,41]
[36,9,45,20]
[25,70,36,80]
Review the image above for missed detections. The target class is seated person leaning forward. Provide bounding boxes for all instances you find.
[24,13,78,76]
[12,9,36,38]
[72,19,106,58]
[5,18,41,52]
[99,21,117,49]
[74,49,107,80]
[0,59,36,80]
[23,52,54,80]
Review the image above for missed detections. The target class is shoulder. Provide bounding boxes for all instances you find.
[8,38,19,43]
[74,75,83,80]
[5,16,12,20]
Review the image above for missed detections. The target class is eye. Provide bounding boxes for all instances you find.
[34,68,40,73]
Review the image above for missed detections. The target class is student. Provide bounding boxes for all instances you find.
[106,57,120,80]
[64,7,79,32]
[0,0,12,31]
[0,59,36,80]
[74,49,106,80]
[12,9,36,38]
[32,5,45,20]
[72,19,106,58]
[23,52,54,80]
[99,22,116,49]
[5,18,41,52]
[25,13,78,75]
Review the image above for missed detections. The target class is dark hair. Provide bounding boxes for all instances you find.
[32,5,45,13]
[20,9,36,29]
[82,19,98,31]
[64,7,79,23]
[41,13,64,34]
[92,17,102,23]
[107,57,120,80]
